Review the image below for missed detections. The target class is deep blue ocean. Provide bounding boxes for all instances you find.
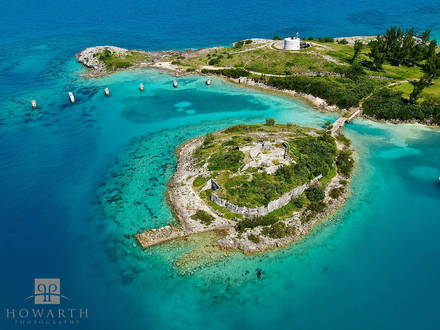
[1,1,440,330]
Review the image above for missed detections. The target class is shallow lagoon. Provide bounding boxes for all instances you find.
[1,67,439,330]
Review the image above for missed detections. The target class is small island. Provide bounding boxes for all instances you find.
[135,119,354,253]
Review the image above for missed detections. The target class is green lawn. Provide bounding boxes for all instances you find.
[392,79,440,101]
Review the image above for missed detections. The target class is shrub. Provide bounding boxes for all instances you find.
[292,194,307,208]
[245,39,253,44]
[261,222,293,238]
[208,149,244,171]
[345,62,365,79]
[307,201,327,213]
[234,40,245,48]
[201,68,250,79]
[191,210,215,225]
[338,39,349,44]
[329,187,344,199]
[275,164,295,183]
[247,234,260,243]
[262,75,378,109]
[336,134,351,146]
[203,133,214,146]
[336,149,354,177]
[208,57,220,65]
[265,118,275,126]
[317,37,334,43]
[273,36,283,40]
[305,185,325,202]
[237,214,278,232]
[193,175,209,189]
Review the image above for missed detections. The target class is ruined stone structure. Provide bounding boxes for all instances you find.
[210,175,322,218]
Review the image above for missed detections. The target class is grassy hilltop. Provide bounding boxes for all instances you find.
[190,121,354,241]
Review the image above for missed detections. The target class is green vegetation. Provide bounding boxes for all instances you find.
[336,133,351,146]
[302,201,327,223]
[368,27,433,69]
[362,88,440,123]
[261,222,293,238]
[94,48,149,70]
[247,233,260,243]
[329,187,345,199]
[237,214,278,232]
[208,149,244,171]
[352,40,363,63]
[260,75,382,109]
[305,185,325,202]
[193,123,339,209]
[220,132,337,207]
[358,26,440,121]
[191,210,215,225]
[336,149,355,177]
[201,68,250,78]
[265,118,275,126]
[193,175,209,190]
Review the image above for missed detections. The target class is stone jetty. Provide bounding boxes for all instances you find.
[135,225,186,248]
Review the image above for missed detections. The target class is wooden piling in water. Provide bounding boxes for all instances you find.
[31,100,37,109]
[206,79,211,86]
[139,83,144,91]
[104,88,110,96]
[173,80,178,88]
[68,92,75,104]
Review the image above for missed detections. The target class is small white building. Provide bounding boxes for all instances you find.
[284,36,301,50]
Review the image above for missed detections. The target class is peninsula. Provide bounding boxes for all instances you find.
[76,26,440,126]
[135,119,354,253]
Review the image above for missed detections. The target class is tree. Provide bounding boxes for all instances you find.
[426,40,437,59]
[345,62,365,79]
[368,38,386,70]
[409,77,428,104]
[422,29,431,43]
[305,185,325,202]
[352,40,363,62]
[265,118,275,126]
[410,53,440,103]
[422,53,440,85]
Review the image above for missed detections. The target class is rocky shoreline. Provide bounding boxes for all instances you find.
[75,45,221,78]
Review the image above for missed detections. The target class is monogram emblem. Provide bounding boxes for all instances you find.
[24,278,69,304]
[34,279,60,304]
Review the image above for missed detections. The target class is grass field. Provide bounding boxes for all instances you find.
[392,79,440,101]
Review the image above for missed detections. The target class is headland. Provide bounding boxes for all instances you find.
[76,27,440,126]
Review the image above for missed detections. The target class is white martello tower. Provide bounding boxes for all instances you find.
[284,32,301,50]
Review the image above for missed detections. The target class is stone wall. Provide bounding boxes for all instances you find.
[210,175,322,218]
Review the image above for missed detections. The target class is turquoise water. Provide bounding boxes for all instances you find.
[1,1,440,330]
